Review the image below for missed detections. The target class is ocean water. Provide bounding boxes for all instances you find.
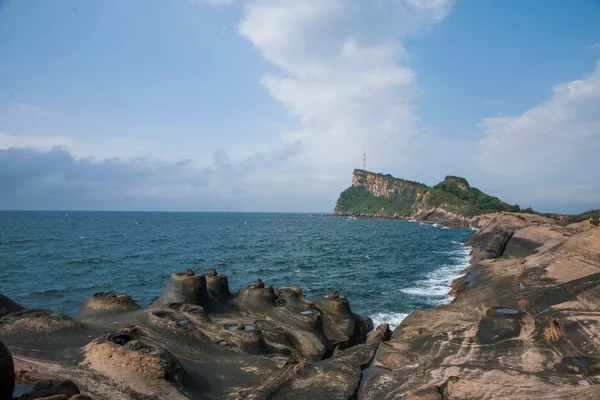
[0,212,473,329]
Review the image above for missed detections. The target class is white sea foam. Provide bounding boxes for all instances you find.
[400,244,471,305]
[370,312,409,330]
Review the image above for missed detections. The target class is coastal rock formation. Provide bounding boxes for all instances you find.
[1,271,374,399]
[4,210,600,399]
[334,169,519,226]
[361,212,600,399]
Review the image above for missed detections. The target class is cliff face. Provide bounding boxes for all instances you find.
[334,169,520,227]
[350,169,428,200]
[334,169,430,220]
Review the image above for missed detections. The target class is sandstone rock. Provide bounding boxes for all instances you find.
[150,271,210,310]
[75,291,140,320]
[0,309,80,336]
[4,270,373,399]
[83,326,186,397]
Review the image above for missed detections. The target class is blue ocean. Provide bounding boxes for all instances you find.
[0,211,474,328]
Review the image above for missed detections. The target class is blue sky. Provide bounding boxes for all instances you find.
[1,0,599,213]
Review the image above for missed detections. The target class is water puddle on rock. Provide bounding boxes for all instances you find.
[300,310,315,315]
[357,362,388,398]
[495,308,519,315]
[13,384,34,397]
[571,357,587,368]
[228,325,256,331]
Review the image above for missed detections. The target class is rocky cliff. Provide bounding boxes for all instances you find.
[334,169,520,227]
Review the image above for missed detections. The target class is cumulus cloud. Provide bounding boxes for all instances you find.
[238,0,455,169]
[476,61,600,207]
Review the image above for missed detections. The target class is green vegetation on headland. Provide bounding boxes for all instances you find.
[335,170,520,218]
[426,176,520,217]
[335,185,418,217]
[566,209,600,223]
[336,170,598,221]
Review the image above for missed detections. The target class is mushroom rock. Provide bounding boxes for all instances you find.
[0,340,15,400]
[150,271,210,310]
[76,292,140,320]
[205,270,233,302]
[274,286,314,309]
[235,280,276,312]
[314,292,373,348]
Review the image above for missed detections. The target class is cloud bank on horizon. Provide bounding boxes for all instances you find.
[0,0,599,213]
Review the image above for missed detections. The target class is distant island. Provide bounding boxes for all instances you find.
[334,169,599,227]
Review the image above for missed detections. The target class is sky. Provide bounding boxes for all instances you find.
[0,0,599,213]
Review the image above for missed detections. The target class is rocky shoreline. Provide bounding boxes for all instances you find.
[2,212,600,399]
[360,212,600,399]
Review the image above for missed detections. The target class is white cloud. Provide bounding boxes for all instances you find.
[238,0,455,170]
[476,60,600,204]
[0,132,73,151]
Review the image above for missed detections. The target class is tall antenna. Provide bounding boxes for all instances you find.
[363,148,366,170]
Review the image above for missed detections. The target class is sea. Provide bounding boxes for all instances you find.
[0,211,474,329]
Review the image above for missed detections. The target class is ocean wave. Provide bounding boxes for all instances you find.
[400,244,471,306]
[69,258,113,264]
[370,312,409,330]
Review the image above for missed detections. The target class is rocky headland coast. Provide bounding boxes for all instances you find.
[2,206,600,398]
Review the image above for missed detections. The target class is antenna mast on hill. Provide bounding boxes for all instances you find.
[363,148,367,170]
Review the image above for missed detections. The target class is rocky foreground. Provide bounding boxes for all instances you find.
[0,270,377,399]
[1,212,600,399]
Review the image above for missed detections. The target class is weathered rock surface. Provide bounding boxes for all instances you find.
[1,271,374,399]
[362,212,600,399]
